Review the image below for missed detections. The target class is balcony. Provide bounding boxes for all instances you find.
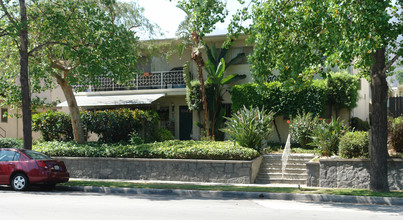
[81,70,186,92]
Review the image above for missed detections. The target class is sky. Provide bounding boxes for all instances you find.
[120,0,245,39]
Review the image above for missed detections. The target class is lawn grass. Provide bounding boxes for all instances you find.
[61,180,403,198]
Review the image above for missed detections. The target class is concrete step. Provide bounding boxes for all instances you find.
[260,164,307,169]
[257,173,307,180]
[260,168,307,174]
[255,178,306,185]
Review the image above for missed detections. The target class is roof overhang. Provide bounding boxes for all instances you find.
[57,93,165,107]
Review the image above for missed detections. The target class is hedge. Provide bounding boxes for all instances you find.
[33,108,161,143]
[230,72,359,117]
[231,80,327,116]
[33,140,260,160]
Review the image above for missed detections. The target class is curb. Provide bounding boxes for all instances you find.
[57,185,403,206]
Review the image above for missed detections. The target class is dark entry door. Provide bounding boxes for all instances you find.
[179,106,192,140]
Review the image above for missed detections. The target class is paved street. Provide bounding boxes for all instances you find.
[0,188,402,220]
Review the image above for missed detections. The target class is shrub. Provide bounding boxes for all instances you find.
[128,131,144,145]
[0,138,23,148]
[222,106,274,151]
[32,111,74,141]
[388,117,403,153]
[156,128,174,142]
[82,108,159,143]
[185,80,203,111]
[33,140,260,160]
[339,131,369,158]
[326,71,360,110]
[309,118,348,156]
[289,112,320,148]
[350,117,370,131]
[230,80,327,117]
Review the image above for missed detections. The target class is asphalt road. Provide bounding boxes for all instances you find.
[0,188,402,220]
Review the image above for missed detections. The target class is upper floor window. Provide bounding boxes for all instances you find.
[1,108,8,123]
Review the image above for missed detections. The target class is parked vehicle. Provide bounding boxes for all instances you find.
[0,148,69,191]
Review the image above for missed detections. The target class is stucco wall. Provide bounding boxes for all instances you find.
[56,156,263,184]
[306,159,403,190]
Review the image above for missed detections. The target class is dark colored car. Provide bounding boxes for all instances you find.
[0,148,69,191]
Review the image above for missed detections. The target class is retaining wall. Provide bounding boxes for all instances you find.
[56,156,263,184]
[306,158,403,190]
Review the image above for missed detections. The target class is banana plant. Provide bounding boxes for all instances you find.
[205,56,246,139]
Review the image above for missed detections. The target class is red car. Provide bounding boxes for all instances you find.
[0,148,69,191]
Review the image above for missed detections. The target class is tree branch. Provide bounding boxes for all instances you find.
[383,54,401,74]
[0,30,8,37]
[0,0,15,24]
[28,42,69,56]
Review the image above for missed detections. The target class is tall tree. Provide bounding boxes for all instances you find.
[1,0,155,144]
[177,0,228,138]
[239,0,402,192]
[0,0,32,149]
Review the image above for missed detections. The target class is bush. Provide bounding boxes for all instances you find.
[350,117,370,131]
[0,138,23,148]
[128,131,144,145]
[32,111,74,141]
[33,140,260,160]
[339,131,369,158]
[156,128,174,142]
[309,118,348,156]
[231,80,327,117]
[389,117,403,153]
[289,112,320,148]
[326,71,360,110]
[222,106,274,151]
[84,109,160,143]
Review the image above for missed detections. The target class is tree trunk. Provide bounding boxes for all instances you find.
[369,48,389,192]
[198,64,210,138]
[19,0,32,150]
[273,118,282,143]
[56,73,86,144]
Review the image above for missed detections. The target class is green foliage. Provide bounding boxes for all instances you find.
[231,80,327,117]
[33,140,260,160]
[128,131,144,146]
[185,80,203,111]
[0,138,23,149]
[222,106,274,151]
[388,117,403,153]
[339,131,369,159]
[176,0,228,39]
[32,111,74,141]
[350,117,370,131]
[309,118,349,156]
[33,109,159,143]
[83,109,159,143]
[156,128,174,142]
[327,72,360,110]
[241,0,402,83]
[289,112,320,149]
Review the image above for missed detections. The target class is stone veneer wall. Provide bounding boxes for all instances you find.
[306,159,403,190]
[56,156,263,184]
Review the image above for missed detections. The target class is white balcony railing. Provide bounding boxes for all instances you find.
[80,70,185,92]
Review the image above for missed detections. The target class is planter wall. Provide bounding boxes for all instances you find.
[306,158,403,190]
[56,156,263,184]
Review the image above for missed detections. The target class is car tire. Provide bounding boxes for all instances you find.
[11,173,29,191]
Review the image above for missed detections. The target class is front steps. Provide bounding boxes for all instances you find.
[255,154,314,185]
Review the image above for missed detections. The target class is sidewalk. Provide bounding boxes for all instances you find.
[57,178,403,206]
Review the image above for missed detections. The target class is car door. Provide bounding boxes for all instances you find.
[0,150,20,184]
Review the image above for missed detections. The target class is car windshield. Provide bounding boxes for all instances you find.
[24,150,52,160]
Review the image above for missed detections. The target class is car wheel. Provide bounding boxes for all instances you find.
[11,173,29,191]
